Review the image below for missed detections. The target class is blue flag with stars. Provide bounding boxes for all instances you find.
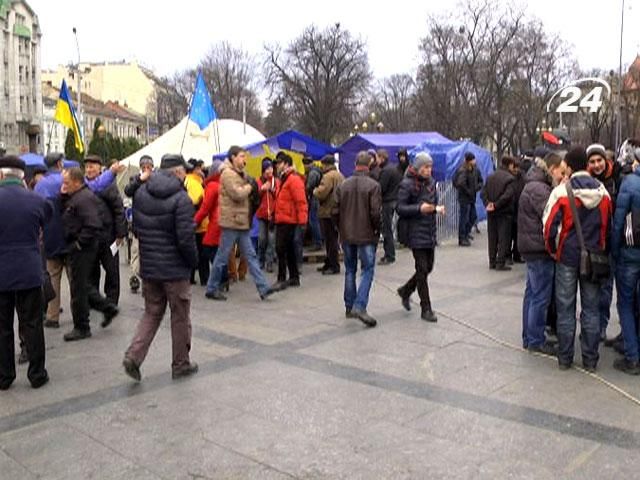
[189,72,217,130]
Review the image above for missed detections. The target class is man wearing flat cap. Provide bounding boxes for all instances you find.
[0,156,52,390]
[123,154,199,382]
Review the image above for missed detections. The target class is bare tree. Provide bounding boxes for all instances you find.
[154,72,190,133]
[264,96,292,136]
[265,23,371,143]
[368,74,415,132]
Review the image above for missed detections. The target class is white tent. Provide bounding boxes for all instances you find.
[121,117,265,166]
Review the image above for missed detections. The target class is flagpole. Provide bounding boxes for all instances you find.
[180,85,195,155]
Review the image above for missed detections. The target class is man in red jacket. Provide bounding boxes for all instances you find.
[273,153,308,290]
[194,160,223,277]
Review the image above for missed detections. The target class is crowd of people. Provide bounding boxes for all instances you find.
[2,137,640,390]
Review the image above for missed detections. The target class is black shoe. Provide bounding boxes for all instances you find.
[63,328,91,342]
[495,265,512,271]
[513,258,525,264]
[30,372,49,389]
[467,234,474,241]
[421,310,438,323]
[345,308,357,319]
[317,265,329,273]
[172,362,199,380]
[458,239,471,247]
[260,288,276,301]
[613,358,640,375]
[527,343,557,356]
[558,362,572,371]
[43,319,60,329]
[397,288,411,312]
[287,278,301,287]
[123,357,141,382]
[352,309,377,327]
[613,339,625,355]
[378,257,395,265]
[205,291,227,301]
[272,281,289,292]
[604,333,622,347]
[18,348,28,365]
[129,276,140,293]
[582,364,597,373]
[489,264,496,270]
[474,225,481,234]
[101,305,119,328]
[322,268,340,275]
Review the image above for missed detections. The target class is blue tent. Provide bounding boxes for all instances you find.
[338,132,452,177]
[410,140,495,220]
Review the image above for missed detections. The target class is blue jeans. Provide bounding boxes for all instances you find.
[343,243,376,312]
[206,228,270,296]
[308,197,323,247]
[555,263,601,367]
[459,202,473,241]
[615,250,640,362]
[257,219,276,268]
[522,259,555,348]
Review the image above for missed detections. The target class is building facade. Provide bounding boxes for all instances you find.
[0,0,42,154]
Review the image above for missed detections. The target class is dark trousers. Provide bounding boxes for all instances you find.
[68,246,102,332]
[381,202,396,261]
[191,232,209,286]
[276,223,299,282]
[91,240,121,305]
[320,217,340,271]
[510,218,522,261]
[125,279,192,370]
[398,248,435,311]
[458,202,473,241]
[487,214,512,267]
[0,287,47,389]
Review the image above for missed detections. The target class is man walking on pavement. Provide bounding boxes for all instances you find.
[377,149,403,265]
[123,154,199,381]
[0,156,52,390]
[333,151,382,327]
[314,154,344,275]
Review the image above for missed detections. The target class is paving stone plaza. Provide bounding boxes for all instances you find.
[1,236,639,479]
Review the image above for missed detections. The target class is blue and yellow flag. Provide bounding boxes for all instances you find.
[54,79,84,153]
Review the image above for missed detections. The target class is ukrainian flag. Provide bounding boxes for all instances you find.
[55,79,84,154]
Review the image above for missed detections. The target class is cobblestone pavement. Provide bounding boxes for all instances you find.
[2,233,639,479]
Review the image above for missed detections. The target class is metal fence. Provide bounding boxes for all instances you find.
[436,181,460,245]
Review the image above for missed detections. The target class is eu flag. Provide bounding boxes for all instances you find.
[189,72,217,130]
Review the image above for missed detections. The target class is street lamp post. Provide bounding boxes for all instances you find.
[616,0,626,149]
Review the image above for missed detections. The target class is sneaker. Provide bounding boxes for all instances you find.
[172,362,199,380]
[458,239,471,247]
[527,342,557,356]
[613,358,640,375]
[63,328,92,342]
[397,288,411,312]
[421,310,438,323]
[260,287,276,301]
[352,309,377,327]
[101,305,119,328]
[43,319,60,329]
[205,291,227,301]
[122,357,141,382]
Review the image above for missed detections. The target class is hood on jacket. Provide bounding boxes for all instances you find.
[525,159,552,186]
[570,171,609,209]
[204,172,221,187]
[146,171,185,199]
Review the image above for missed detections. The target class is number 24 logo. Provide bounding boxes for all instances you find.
[547,78,611,114]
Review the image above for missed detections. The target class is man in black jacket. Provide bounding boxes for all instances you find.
[453,152,479,247]
[377,149,403,265]
[60,168,117,341]
[396,152,445,322]
[123,154,199,382]
[482,156,518,271]
[85,155,127,307]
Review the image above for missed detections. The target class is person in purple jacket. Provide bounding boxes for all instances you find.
[34,152,123,329]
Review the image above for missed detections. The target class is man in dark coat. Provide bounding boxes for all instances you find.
[453,152,479,246]
[123,154,199,382]
[377,149,403,265]
[396,152,445,322]
[482,156,518,270]
[85,155,127,307]
[60,168,118,341]
[0,157,52,390]
[397,148,409,175]
[333,151,382,327]
[518,153,566,355]
[509,158,527,264]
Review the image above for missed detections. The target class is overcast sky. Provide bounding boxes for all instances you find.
[30,0,640,80]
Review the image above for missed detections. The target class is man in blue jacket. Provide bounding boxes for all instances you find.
[0,156,53,390]
[123,154,199,382]
[34,152,121,328]
[611,146,640,375]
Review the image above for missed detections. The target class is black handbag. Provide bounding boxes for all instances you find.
[565,182,610,283]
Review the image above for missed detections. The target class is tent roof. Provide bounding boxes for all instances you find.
[121,117,265,166]
[350,132,452,148]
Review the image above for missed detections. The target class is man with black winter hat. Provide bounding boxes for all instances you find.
[543,146,612,372]
[123,153,199,382]
[0,156,52,390]
[397,148,409,175]
[85,155,127,310]
[453,152,479,246]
